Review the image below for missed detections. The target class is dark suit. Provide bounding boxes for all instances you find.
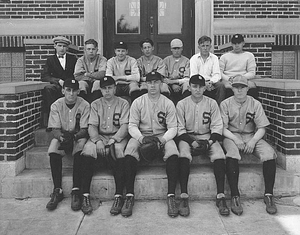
[41,53,77,114]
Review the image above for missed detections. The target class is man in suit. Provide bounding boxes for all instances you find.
[41,36,78,125]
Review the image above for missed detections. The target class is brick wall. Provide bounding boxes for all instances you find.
[214,0,300,19]
[0,88,43,161]
[0,0,84,19]
[257,81,300,155]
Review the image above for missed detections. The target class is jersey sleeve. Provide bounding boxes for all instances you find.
[254,101,270,128]
[162,100,178,141]
[73,57,86,81]
[88,101,100,126]
[128,99,143,141]
[176,100,187,136]
[156,58,166,77]
[105,58,114,76]
[209,100,223,135]
[243,52,256,80]
[48,102,62,129]
[220,100,230,129]
[79,102,90,129]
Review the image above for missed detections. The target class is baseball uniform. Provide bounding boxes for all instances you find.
[220,95,276,161]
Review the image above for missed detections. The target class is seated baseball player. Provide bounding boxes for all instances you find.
[80,76,130,215]
[220,75,277,215]
[105,41,140,102]
[176,74,229,217]
[136,38,170,98]
[163,38,190,104]
[46,79,90,212]
[122,71,179,217]
[74,39,107,103]
[219,34,259,101]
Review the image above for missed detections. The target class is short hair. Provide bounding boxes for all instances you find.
[139,38,154,48]
[84,39,98,48]
[198,36,212,45]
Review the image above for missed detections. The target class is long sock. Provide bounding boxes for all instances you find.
[124,155,138,195]
[214,159,226,194]
[81,156,95,194]
[114,158,126,195]
[166,155,179,195]
[263,159,276,195]
[226,157,240,197]
[179,158,190,194]
[72,151,83,189]
[49,153,63,189]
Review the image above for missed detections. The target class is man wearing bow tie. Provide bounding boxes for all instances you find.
[41,36,78,127]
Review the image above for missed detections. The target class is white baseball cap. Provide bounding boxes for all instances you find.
[170,39,183,48]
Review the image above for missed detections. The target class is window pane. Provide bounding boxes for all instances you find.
[272,50,296,79]
[116,0,140,34]
[158,0,182,34]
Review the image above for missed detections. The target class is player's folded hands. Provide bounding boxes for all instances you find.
[244,139,256,154]
[96,140,108,157]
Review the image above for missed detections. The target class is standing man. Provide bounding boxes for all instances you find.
[137,38,170,98]
[163,38,190,104]
[41,36,78,125]
[46,79,90,212]
[74,39,107,102]
[190,35,225,105]
[106,41,140,102]
[80,76,130,215]
[220,75,277,216]
[176,74,229,217]
[219,34,258,100]
[122,71,179,217]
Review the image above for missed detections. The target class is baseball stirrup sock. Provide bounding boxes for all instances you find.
[179,158,190,194]
[166,155,179,195]
[124,155,138,195]
[263,159,276,195]
[81,156,95,194]
[226,157,240,197]
[49,153,63,189]
[114,158,126,195]
[214,159,226,194]
[72,152,83,189]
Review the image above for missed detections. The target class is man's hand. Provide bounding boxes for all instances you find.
[244,138,257,154]
[96,140,108,157]
[205,81,215,91]
[233,137,245,151]
[172,84,181,92]
[107,138,116,146]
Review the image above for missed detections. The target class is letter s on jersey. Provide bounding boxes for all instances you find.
[203,112,211,125]
[157,111,166,126]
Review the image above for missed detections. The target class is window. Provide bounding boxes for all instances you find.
[272,47,299,79]
[0,48,25,83]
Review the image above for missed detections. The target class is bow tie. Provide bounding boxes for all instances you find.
[58,55,64,58]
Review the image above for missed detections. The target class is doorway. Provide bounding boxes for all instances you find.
[103,0,194,60]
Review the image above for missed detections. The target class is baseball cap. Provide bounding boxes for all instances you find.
[170,39,183,48]
[231,75,248,87]
[53,36,71,45]
[146,71,162,82]
[231,34,244,44]
[100,76,115,88]
[63,79,79,90]
[114,41,128,50]
[189,74,206,87]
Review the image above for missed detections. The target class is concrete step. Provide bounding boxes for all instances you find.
[2,165,299,200]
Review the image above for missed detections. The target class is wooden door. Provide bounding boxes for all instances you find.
[103,0,194,60]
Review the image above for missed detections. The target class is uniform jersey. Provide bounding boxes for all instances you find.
[88,96,129,142]
[48,96,90,132]
[220,95,270,134]
[176,96,223,137]
[128,94,177,142]
[163,55,190,85]
[106,55,140,84]
[74,54,107,81]
[137,55,166,77]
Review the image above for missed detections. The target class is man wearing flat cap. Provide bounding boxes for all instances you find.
[41,36,78,126]
[219,34,259,101]
[80,75,130,215]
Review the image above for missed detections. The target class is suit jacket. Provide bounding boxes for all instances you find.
[41,53,77,85]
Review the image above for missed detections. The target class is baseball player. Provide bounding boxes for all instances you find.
[105,41,140,102]
[136,38,170,98]
[122,71,179,217]
[219,34,259,100]
[80,76,130,215]
[46,79,90,212]
[190,35,225,105]
[163,38,190,104]
[74,39,107,103]
[176,74,229,216]
[220,75,277,215]
[41,36,77,126]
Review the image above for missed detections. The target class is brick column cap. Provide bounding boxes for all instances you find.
[0,81,48,94]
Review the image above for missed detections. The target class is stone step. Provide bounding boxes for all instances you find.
[2,165,298,200]
[25,146,262,169]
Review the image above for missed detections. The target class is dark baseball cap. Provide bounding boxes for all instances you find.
[189,74,206,87]
[146,71,162,82]
[231,34,244,44]
[100,76,115,88]
[63,79,79,90]
[114,41,128,50]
